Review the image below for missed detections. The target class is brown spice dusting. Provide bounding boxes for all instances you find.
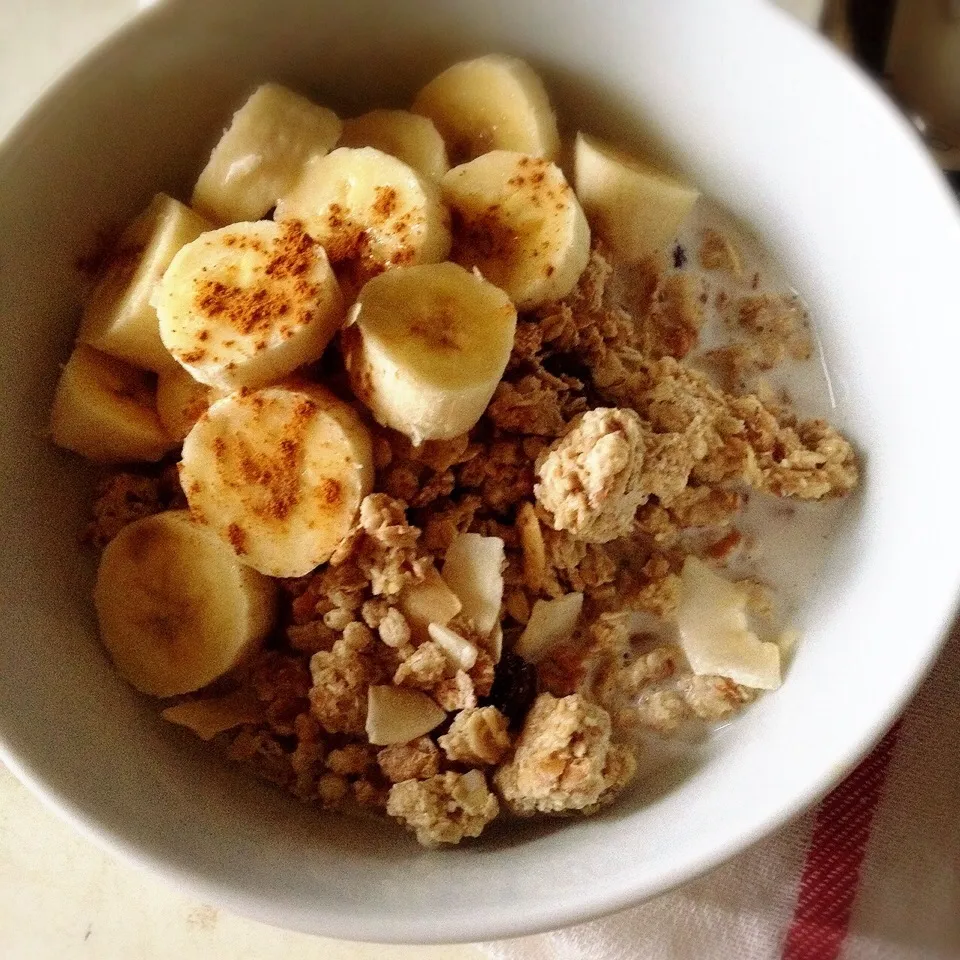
[450,207,519,268]
[227,522,248,555]
[372,186,400,221]
[193,222,321,342]
[215,394,320,525]
[319,478,343,507]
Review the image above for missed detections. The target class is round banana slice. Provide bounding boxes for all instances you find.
[180,383,374,577]
[155,364,225,443]
[94,510,276,697]
[412,55,560,164]
[50,345,176,463]
[340,109,449,181]
[153,220,345,390]
[343,263,517,444]
[573,133,701,262]
[77,193,209,373]
[442,151,591,309]
[192,83,342,225]
[274,147,451,288]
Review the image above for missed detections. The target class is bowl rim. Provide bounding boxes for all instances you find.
[2,0,960,945]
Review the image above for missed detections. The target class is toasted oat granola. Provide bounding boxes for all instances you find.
[81,229,858,846]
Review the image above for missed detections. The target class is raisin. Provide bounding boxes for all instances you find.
[481,651,538,729]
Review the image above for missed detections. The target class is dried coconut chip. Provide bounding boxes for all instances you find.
[514,592,584,662]
[428,622,479,670]
[366,686,446,746]
[161,690,263,741]
[676,557,781,690]
[441,533,505,635]
[515,502,546,593]
[399,566,463,642]
[488,623,503,663]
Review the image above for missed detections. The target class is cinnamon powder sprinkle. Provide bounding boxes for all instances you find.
[193,221,319,339]
[228,522,248,555]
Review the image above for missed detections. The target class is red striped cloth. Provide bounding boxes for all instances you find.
[782,724,902,960]
[484,631,960,960]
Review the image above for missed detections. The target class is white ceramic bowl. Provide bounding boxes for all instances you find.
[2,0,959,944]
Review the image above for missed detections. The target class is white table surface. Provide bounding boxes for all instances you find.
[0,1,820,957]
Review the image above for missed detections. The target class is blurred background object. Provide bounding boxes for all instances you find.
[825,0,960,179]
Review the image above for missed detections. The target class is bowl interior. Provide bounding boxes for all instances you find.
[1,0,959,943]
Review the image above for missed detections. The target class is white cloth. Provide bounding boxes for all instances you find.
[482,632,960,960]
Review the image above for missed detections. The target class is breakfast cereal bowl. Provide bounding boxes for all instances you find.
[1,0,959,943]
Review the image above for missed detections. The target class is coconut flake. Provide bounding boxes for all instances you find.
[427,622,479,670]
[441,533,504,635]
[366,686,446,746]
[676,557,781,690]
[161,690,262,741]
[399,566,462,641]
[514,592,584,662]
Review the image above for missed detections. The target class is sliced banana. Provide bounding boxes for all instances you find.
[94,510,276,697]
[155,364,225,443]
[342,262,516,443]
[340,109,449,181]
[77,194,209,373]
[442,151,590,309]
[180,382,373,577]
[274,147,451,288]
[412,54,560,164]
[573,133,700,262]
[192,83,342,224]
[153,220,345,390]
[50,345,175,462]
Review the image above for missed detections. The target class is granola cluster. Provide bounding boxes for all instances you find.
[88,230,858,847]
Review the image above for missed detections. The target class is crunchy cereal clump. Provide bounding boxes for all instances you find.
[706,291,812,393]
[699,228,742,275]
[493,693,637,815]
[377,737,441,783]
[628,674,754,734]
[86,472,162,547]
[394,641,449,690]
[677,674,754,721]
[387,770,499,847]
[439,706,512,766]
[250,650,311,735]
[325,742,376,776]
[487,370,587,438]
[535,408,650,544]
[330,494,430,596]
[309,628,389,735]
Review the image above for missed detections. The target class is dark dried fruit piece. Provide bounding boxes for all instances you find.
[481,651,538,729]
